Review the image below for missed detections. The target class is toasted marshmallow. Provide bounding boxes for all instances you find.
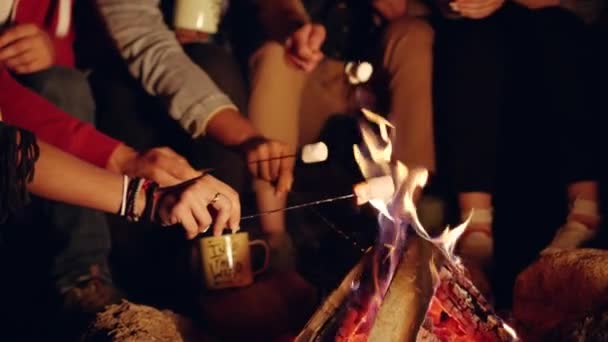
[301,142,329,164]
[353,175,395,205]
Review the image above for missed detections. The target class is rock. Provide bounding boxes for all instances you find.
[513,249,608,336]
[549,308,608,341]
[82,300,212,342]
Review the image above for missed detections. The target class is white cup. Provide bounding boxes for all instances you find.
[173,0,223,34]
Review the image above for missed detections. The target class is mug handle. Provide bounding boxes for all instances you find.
[249,239,270,276]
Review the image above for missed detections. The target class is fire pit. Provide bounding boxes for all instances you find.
[296,109,518,342]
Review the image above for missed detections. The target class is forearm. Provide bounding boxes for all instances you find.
[0,67,121,167]
[206,108,259,146]
[29,141,144,215]
[96,0,235,137]
[257,0,310,41]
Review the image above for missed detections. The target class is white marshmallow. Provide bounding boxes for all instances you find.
[301,142,328,164]
[353,175,395,205]
[345,61,374,84]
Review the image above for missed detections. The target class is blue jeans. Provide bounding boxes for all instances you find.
[11,67,112,291]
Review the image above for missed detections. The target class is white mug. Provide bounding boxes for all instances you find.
[173,0,223,34]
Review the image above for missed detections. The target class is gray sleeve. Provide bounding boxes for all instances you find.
[95,0,236,137]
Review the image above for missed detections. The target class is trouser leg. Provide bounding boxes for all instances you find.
[16,67,112,290]
[381,17,436,172]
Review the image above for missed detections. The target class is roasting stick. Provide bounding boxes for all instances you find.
[163,142,329,189]
[241,175,395,220]
[241,194,355,220]
[190,141,329,178]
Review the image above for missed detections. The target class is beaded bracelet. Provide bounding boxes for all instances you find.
[125,177,144,222]
[141,179,160,222]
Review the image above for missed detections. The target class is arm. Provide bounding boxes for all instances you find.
[255,0,310,42]
[28,140,241,238]
[30,140,133,214]
[95,0,237,138]
[0,66,122,168]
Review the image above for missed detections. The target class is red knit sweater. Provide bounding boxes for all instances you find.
[0,66,121,168]
[12,0,76,67]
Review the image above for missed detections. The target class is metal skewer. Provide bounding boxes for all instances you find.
[241,194,355,220]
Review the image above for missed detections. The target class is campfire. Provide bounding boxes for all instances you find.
[297,109,518,341]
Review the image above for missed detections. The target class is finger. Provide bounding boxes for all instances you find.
[308,25,326,52]
[310,50,324,63]
[191,199,213,233]
[292,25,314,60]
[0,39,32,61]
[228,194,241,233]
[174,205,200,239]
[276,157,295,195]
[246,150,259,178]
[157,194,178,225]
[455,1,499,11]
[295,43,314,62]
[287,53,310,71]
[0,24,38,49]
[211,194,232,236]
[11,61,44,75]
[268,142,283,180]
[455,0,502,13]
[285,37,293,50]
[5,50,36,69]
[206,177,241,232]
[459,4,501,19]
[256,144,271,181]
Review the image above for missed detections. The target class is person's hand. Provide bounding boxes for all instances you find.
[372,0,407,20]
[155,174,241,238]
[512,0,559,9]
[285,23,326,73]
[450,0,505,19]
[108,145,200,186]
[174,28,210,44]
[0,24,55,74]
[240,137,295,195]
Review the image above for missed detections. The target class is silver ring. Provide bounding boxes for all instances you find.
[211,192,221,204]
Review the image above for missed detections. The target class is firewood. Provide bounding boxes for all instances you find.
[368,237,435,342]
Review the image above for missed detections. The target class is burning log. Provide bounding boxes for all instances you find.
[368,236,435,342]
[295,236,435,342]
[432,263,516,341]
[297,250,369,342]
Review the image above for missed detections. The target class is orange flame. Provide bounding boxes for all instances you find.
[355,108,468,264]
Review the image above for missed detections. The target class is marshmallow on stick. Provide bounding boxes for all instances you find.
[353,175,395,205]
[301,142,329,164]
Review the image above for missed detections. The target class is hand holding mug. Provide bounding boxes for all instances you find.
[199,232,270,289]
[155,174,241,239]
